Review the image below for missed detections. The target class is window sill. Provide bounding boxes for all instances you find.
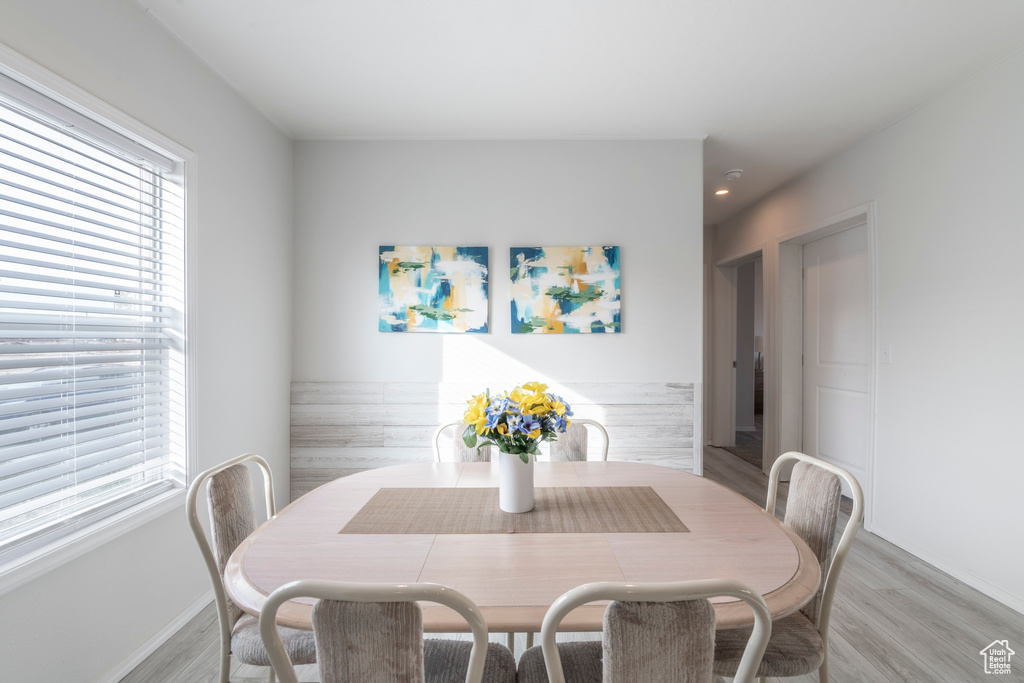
[0,487,185,598]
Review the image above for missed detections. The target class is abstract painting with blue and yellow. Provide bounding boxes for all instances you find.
[510,246,620,334]
[379,246,489,333]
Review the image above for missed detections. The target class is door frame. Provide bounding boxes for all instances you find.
[775,203,877,529]
[709,244,765,456]
[708,202,877,529]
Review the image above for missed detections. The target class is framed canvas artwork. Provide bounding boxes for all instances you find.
[379,246,489,333]
[510,246,620,333]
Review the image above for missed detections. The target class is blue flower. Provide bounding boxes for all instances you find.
[488,396,511,415]
[484,409,503,431]
[551,394,574,418]
[517,414,542,435]
[549,414,569,432]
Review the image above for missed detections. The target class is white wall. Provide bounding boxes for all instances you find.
[713,49,1024,612]
[293,140,703,387]
[0,2,294,681]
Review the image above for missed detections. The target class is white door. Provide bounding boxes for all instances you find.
[803,224,870,493]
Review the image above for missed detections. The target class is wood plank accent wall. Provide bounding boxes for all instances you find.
[290,382,697,501]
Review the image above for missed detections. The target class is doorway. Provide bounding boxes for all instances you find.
[727,258,764,469]
[775,207,875,508]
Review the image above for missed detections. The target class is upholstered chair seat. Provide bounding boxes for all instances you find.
[517,641,602,682]
[261,580,516,683]
[712,452,864,683]
[712,611,824,678]
[518,580,771,683]
[308,600,515,682]
[520,600,715,683]
[422,639,519,683]
[230,614,318,668]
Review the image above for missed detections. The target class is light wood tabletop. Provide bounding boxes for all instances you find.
[224,461,820,633]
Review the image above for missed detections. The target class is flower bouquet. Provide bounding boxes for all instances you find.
[462,381,573,463]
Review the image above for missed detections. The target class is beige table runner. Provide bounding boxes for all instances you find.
[340,486,688,534]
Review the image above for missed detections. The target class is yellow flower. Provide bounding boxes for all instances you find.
[474,417,491,436]
[528,428,541,439]
[522,381,548,394]
[497,423,508,435]
[463,393,488,425]
[522,395,549,415]
[550,400,567,416]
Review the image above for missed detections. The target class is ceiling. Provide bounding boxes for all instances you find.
[135,1,1024,225]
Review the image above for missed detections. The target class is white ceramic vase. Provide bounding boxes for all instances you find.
[498,450,535,513]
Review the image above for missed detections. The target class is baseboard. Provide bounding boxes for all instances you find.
[97,590,214,683]
[870,525,1024,617]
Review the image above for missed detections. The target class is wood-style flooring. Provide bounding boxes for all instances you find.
[121,448,1024,682]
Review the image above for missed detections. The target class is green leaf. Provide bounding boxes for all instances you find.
[409,304,471,321]
[517,315,548,333]
[520,453,530,464]
[545,285,605,304]
[462,425,477,448]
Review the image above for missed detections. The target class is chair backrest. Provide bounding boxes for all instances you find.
[767,451,864,637]
[260,580,490,683]
[432,421,491,462]
[539,579,771,683]
[548,418,609,461]
[185,454,276,668]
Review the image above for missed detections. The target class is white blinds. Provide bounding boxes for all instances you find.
[0,76,186,563]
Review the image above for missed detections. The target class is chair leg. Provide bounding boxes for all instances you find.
[220,646,232,683]
[268,665,276,682]
[507,632,514,651]
[819,651,829,683]
[526,631,534,649]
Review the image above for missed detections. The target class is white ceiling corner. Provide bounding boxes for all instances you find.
[134,0,1024,224]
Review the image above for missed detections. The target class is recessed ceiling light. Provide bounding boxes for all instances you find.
[715,189,729,195]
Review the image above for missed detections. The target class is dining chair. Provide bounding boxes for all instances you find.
[186,453,316,683]
[259,579,517,683]
[433,421,492,462]
[493,416,608,651]
[521,416,608,652]
[433,421,534,651]
[517,578,771,683]
[548,418,609,461]
[713,451,865,683]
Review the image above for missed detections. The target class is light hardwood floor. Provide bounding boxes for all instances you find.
[122,448,1024,682]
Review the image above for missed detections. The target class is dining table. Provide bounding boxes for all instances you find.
[223,460,820,635]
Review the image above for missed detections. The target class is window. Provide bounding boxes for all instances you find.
[0,71,187,567]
